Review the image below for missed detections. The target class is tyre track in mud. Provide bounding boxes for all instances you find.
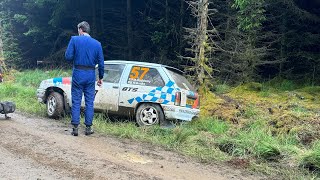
[0,113,263,180]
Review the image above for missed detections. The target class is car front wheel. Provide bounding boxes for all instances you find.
[47,92,64,119]
[135,103,164,126]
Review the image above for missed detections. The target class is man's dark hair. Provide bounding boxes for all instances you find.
[77,21,90,33]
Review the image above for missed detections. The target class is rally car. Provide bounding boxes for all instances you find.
[36,60,200,126]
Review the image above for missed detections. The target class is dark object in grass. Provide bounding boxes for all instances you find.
[218,141,244,156]
[300,150,320,173]
[301,158,320,173]
[298,132,317,146]
[302,162,320,172]
[259,148,282,161]
[0,101,16,119]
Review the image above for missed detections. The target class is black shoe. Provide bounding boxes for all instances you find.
[71,126,79,136]
[85,126,94,136]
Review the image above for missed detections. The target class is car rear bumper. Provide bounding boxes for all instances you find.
[36,89,46,103]
[161,105,200,121]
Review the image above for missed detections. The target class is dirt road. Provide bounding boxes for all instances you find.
[0,113,263,180]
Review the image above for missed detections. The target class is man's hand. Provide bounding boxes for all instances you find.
[97,79,103,87]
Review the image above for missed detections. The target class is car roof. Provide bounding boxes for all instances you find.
[105,60,184,74]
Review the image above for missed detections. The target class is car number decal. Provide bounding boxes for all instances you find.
[129,66,150,80]
[128,66,152,86]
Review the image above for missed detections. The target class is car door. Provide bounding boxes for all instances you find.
[118,64,168,109]
[94,64,125,112]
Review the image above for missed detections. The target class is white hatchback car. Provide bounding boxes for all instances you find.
[37,60,200,126]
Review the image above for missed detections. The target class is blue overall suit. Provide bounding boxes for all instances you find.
[65,35,104,127]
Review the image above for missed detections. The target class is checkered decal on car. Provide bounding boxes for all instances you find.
[128,81,178,105]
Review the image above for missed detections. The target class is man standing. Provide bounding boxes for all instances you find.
[65,21,104,136]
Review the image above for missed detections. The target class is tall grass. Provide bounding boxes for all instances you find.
[0,82,45,114]
[0,69,70,115]
[218,120,284,160]
[13,69,71,87]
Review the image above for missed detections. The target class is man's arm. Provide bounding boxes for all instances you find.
[65,37,75,61]
[97,43,104,80]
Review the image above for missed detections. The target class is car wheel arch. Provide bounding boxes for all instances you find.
[44,87,70,112]
[44,87,64,102]
[135,102,164,114]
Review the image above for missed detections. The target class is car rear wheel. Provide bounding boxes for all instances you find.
[47,92,64,119]
[135,103,164,126]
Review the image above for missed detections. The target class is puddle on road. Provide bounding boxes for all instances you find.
[120,152,153,164]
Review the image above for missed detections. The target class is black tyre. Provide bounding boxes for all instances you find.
[135,103,164,126]
[46,92,64,119]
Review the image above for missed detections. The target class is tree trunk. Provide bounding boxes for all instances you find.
[0,27,3,60]
[165,0,169,33]
[100,0,104,33]
[196,0,209,85]
[179,0,185,54]
[0,25,5,69]
[279,17,287,76]
[91,1,97,36]
[127,0,133,60]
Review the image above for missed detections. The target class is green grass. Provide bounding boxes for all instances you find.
[267,77,297,91]
[0,69,71,115]
[300,141,320,172]
[213,84,231,94]
[243,104,260,119]
[14,69,71,87]
[218,120,283,160]
[0,82,45,114]
[188,117,228,134]
[2,69,320,179]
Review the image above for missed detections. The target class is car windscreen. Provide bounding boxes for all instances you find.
[167,69,196,92]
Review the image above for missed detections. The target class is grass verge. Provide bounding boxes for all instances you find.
[1,70,319,179]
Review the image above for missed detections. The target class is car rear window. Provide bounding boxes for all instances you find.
[167,69,196,91]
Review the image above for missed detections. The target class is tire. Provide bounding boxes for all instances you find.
[46,92,64,119]
[135,103,164,126]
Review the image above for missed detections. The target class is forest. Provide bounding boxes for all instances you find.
[0,0,319,85]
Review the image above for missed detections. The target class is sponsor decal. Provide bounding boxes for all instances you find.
[122,87,138,92]
[163,106,175,112]
[178,109,199,115]
[52,77,71,86]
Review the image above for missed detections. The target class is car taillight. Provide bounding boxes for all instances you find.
[175,92,181,106]
[196,95,200,109]
[192,93,200,109]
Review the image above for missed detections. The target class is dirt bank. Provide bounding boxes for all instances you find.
[0,113,264,180]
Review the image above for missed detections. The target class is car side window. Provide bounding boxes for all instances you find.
[100,64,125,83]
[127,66,165,87]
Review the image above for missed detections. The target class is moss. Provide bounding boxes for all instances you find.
[200,91,225,117]
[200,80,320,148]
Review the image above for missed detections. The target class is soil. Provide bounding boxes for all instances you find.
[0,112,265,180]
